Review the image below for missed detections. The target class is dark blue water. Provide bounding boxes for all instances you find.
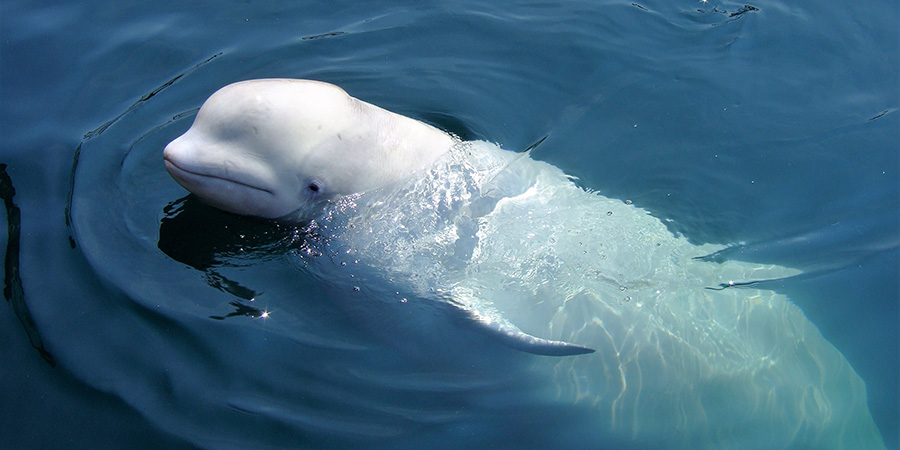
[2,0,897,449]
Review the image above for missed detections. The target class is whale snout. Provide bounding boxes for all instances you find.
[163,135,217,190]
[162,140,187,179]
[162,134,200,179]
[163,133,294,218]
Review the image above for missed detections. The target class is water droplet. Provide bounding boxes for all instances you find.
[353,286,360,292]
[340,261,347,266]
[625,200,633,205]
[607,211,613,216]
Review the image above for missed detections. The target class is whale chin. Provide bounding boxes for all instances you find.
[163,158,272,195]
[163,158,287,219]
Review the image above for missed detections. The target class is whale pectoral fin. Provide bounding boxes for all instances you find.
[484,321,596,356]
[440,292,594,356]
[474,315,595,357]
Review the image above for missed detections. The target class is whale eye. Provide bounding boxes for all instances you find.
[299,175,325,200]
[305,179,323,196]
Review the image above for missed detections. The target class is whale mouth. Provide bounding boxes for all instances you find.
[163,156,274,195]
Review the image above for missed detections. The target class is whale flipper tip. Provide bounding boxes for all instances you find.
[479,317,595,357]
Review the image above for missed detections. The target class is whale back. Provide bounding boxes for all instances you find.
[293,140,882,448]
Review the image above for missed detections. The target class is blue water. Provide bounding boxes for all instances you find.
[1,0,897,449]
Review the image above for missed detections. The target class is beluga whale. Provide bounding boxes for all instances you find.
[164,78,592,355]
[163,79,884,449]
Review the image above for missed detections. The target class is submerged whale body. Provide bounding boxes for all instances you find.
[163,79,885,449]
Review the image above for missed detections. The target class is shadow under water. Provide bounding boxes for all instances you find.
[1,163,55,367]
[158,195,303,315]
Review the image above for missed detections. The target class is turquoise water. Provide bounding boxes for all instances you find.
[2,0,897,449]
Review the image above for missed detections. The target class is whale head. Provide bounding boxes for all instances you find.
[164,79,453,221]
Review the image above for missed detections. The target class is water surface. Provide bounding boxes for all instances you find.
[1,0,897,448]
